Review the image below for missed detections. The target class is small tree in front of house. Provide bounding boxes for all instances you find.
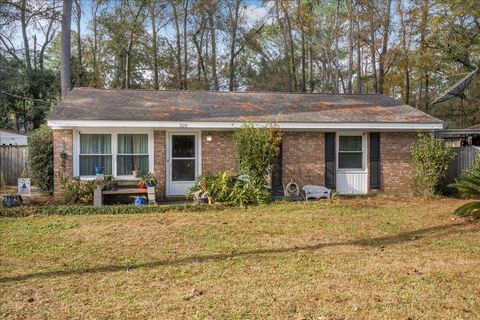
[28,125,54,194]
[411,132,455,197]
[233,121,282,181]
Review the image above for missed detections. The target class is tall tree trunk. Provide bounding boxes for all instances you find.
[20,0,31,71]
[308,40,314,92]
[193,21,209,86]
[75,0,82,86]
[347,0,354,94]
[228,0,241,91]
[378,0,392,94]
[172,3,183,89]
[356,3,362,94]
[300,24,306,92]
[150,3,159,89]
[208,8,219,91]
[334,0,341,93]
[61,0,72,98]
[282,2,297,91]
[182,0,189,90]
[92,1,99,86]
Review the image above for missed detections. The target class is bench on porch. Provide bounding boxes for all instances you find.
[93,180,156,206]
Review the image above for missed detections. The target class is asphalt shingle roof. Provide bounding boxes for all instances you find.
[48,88,443,124]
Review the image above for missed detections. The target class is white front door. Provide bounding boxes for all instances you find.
[336,133,368,195]
[167,133,199,196]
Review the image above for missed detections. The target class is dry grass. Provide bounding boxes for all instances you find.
[1,197,479,319]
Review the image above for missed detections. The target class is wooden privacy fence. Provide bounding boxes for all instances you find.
[444,146,480,185]
[0,145,28,185]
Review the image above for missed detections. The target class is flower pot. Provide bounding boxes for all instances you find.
[146,181,157,188]
[132,170,140,178]
[134,196,147,205]
[95,166,104,174]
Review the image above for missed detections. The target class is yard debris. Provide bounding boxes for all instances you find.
[183,288,203,301]
[407,269,424,276]
[27,297,35,303]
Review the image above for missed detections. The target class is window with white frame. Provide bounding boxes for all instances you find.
[79,134,112,176]
[78,133,150,177]
[117,134,149,176]
[338,135,363,169]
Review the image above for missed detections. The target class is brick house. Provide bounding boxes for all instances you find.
[47,88,443,198]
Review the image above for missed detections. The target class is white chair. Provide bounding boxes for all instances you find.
[302,185,331,200]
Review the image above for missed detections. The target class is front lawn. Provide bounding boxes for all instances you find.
[1,197,479,319]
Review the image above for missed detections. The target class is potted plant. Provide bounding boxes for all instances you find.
[132,167,141,178]
[138,172,157,189]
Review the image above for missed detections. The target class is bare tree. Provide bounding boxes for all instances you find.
[61,0,72,97]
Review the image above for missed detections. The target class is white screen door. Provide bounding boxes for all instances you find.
[167,133,198,195]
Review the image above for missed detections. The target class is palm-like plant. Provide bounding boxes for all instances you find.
[449,158,480,218]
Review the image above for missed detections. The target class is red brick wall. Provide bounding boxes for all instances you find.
[380,132,417,193]
[282,132,325,187]
[53,129,73,194]
[153,130,166,198]
[201,131,237,173]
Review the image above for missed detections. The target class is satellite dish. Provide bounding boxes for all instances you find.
[432,68,479,105]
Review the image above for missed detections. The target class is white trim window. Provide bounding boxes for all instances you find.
[79,134,112,176]
[75,130,153,178]
[337,135,364,170]
[117,134,149,176]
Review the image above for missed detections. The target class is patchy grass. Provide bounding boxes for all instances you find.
[1,197,479,319]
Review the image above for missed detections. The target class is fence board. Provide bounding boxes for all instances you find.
[445,146,480,184]
[0,146,28,185]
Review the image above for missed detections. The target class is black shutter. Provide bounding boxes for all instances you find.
[370,133,381,189]
[325,132,336,189]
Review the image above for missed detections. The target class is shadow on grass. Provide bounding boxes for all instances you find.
[0,222,473,283]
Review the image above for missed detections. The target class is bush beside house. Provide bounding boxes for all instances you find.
[188,122,282,207]
[411,133,455,197]
[27,125,54,194]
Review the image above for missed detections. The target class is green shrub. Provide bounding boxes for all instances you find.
[411,133,455,197]
[58,173,98,204]
[187,171,271,207]
[449,158,480,218]
[27,125,54,194]
[233,121,282,180]
[1,203,226,218]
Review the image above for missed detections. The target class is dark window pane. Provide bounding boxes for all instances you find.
[117,155,149,176]
[339,136,362,152]
[172,159,195,181]
[79,155,112,175]
[338,153,363,169]
[172,135,195,158]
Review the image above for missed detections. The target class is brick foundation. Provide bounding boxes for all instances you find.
[53,129,73,194]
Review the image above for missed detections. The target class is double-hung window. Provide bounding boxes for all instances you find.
[78,132,150,177]
[117,134,149,176]
[79,134,112,176]
[338,135,363,170]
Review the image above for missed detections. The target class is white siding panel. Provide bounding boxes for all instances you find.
[336,172,368,195]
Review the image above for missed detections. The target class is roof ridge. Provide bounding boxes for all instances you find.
[72,87,385,97]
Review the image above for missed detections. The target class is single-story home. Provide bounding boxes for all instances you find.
[47,88,444,198]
